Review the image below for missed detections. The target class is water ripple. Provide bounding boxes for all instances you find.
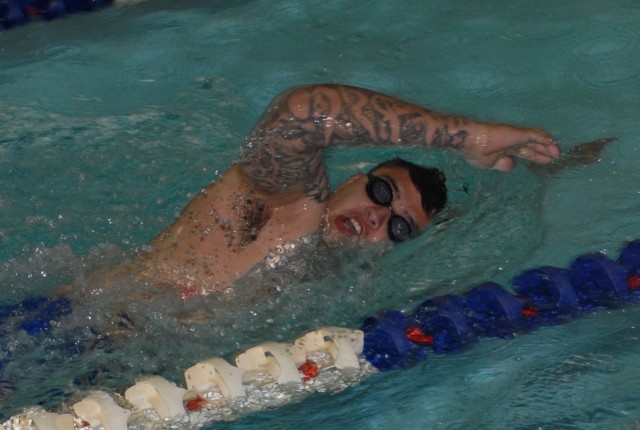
[132,62,176,83]
[574,62,640,90]
[445,62,510,96]
[38,44,87,60]
[571,26,638,58]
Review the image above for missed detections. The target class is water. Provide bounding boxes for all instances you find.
[1,0,640,428]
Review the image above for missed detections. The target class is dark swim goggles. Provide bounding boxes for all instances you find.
[366,174,414,242]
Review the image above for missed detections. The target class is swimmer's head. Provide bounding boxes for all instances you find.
[323,158,447,244]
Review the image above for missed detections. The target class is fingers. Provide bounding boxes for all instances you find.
[513,145,558,164]
[466,126,559,170]
[506,128,560,163]
[490,141,557,173]
[526,129,560,158]
[492,137,559,171]
[488,125,559,160]
[536,138,560,158]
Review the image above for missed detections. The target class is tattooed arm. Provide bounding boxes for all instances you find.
[239,84,559,200]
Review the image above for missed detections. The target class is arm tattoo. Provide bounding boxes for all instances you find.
[240,85,470,202]
[430,125,468,151]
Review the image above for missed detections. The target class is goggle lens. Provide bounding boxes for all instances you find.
[366,175,413,242]
[388,215,412,242]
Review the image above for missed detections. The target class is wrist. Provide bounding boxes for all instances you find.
[466,124,489,159]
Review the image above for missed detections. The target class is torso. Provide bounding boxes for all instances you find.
[138,165,326,293]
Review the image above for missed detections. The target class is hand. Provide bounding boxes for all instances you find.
[464,125,560,171]
[529,137,617,175]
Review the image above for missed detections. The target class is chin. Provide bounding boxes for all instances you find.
[321,224,358,247]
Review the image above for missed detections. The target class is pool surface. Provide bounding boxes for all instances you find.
[1,0,640,428]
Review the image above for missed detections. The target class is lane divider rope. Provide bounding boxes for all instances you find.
[3,240,640,429]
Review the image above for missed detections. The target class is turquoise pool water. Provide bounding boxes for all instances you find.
[1,0,640,428]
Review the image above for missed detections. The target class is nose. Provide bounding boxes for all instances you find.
[366,205,390,232]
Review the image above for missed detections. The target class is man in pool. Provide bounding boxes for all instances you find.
[136,84,559,295]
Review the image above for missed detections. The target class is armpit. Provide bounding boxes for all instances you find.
[233,194,271,248]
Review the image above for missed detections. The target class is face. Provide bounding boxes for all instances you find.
[323,166,431,244]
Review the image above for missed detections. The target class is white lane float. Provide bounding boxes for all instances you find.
[2,326,367,430]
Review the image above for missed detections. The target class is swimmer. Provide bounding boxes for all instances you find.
[133,84,560,295]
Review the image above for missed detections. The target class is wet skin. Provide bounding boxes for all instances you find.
[135,84,559,294]
[323,167,431,244]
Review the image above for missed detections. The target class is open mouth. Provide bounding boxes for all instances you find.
[335,215,363,237]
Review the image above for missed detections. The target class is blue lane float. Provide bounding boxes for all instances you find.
[5,241,640,371]
[361,240,640,371]
[0,0,113,30]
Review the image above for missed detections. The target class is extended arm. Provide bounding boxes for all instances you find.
[239,84,559,201]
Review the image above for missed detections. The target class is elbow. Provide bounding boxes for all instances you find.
[270,84,345,121]
[269,85,314,120]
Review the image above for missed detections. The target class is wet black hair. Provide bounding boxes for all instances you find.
[369,157,447,216]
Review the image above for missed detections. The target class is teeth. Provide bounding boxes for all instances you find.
[349,218,362,235]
